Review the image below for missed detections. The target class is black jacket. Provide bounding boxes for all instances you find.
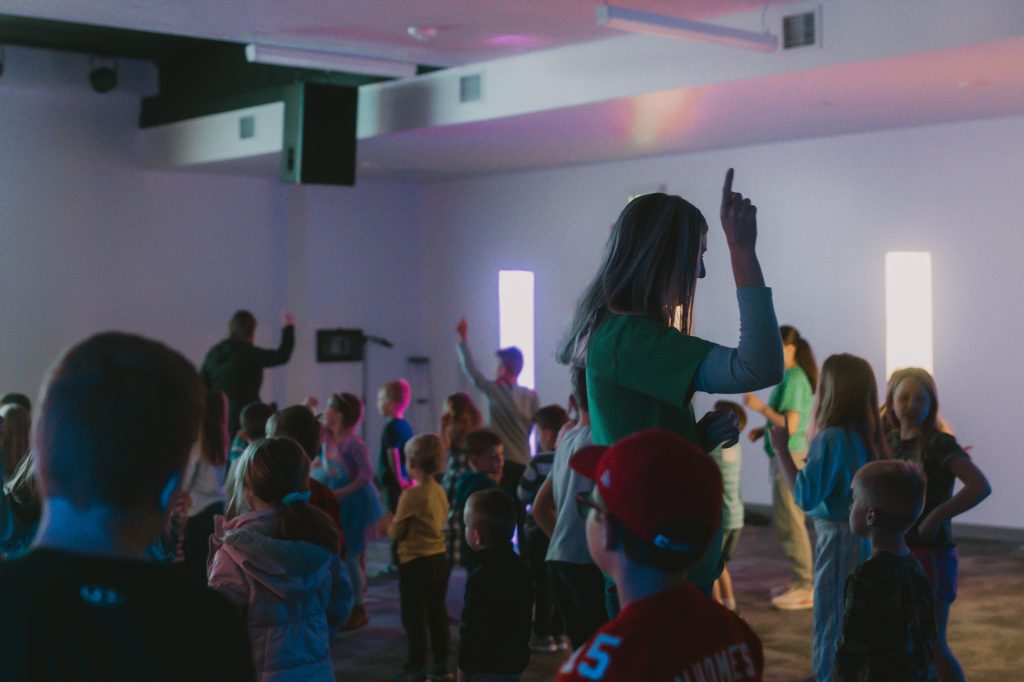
[458,543,533,675]
[201,325,294,433]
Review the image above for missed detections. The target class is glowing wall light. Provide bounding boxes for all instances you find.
[885,252,933,379]
[499,270,535,390]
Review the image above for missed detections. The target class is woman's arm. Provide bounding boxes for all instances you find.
[532,477,557,538]
[916,457,991,543]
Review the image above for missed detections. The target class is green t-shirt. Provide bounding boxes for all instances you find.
[586,313,722,594]
[764,366,814,457]
[587,314,715,448]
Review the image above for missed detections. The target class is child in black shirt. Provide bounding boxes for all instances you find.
[835,460,937,681]
[458,489,533,682]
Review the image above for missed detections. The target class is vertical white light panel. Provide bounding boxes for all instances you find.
[498,270,535,390]
[885,252,933,379]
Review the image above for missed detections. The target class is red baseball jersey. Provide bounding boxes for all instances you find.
[556,582,763,682]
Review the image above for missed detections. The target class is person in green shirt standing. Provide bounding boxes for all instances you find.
[745,325,817,610]
[557,169,784,599]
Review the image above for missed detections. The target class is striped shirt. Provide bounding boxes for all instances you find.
[456,341,540,466]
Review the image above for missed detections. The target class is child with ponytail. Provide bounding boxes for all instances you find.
[208,437,352,681]
[770,354,888,682]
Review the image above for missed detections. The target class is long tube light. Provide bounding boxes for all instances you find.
[885,252,934,379]
[596,4,778,52]
[245,43,417,78]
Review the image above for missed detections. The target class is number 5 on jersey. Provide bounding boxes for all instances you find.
[561,634,623,680]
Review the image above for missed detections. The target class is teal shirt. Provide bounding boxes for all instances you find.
[764,366,814,457]
[587,314,715,448]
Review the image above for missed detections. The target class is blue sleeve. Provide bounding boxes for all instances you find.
[794,429,846,513]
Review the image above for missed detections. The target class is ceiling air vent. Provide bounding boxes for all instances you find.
[783,11,817,49]
[460,74,482,103]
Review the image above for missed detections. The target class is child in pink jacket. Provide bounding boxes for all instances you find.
[209,437,352,681]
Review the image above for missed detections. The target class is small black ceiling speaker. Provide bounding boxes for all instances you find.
[89,57,117,93]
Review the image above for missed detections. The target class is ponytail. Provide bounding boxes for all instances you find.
[244,437,340,553]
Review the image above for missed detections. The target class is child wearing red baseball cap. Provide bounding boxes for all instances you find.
[557,429,763,682]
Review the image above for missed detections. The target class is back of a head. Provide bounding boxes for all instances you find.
[405,433,443,476]
[533,404,570,433]
[240,401,274,440]
[556,193,707,366]
[465,428,502,458]
[267,405,321,460]
[383,379,412,413]
[35,332,204,511]
[0,404,32,479]
[816,353,888,459]
[466,488,516,547]
[228,310,256,342]
[858,459,926,532]
[329,392,363,429]
[0,392,32,412]
[244,437,339,552]
[495,347,524,378]
[780,325,819,392]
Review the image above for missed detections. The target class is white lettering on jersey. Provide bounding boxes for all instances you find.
[572,634,622,680]
[682,642,756,681]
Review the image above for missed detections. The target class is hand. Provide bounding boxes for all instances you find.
[283,312,295,326]
[304,395,319,409]
[743,392,765,414]
[697,408,740,453]
[916,514,941,544]
[768,425,789,454]
[719,168,757,254]
[748,426,765,443]
[456,317,468,342]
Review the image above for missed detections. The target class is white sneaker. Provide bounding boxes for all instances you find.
[769,584,791,598]
[771,587,814,611]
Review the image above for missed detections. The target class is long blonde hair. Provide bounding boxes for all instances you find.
[815,354,888,460]
[557,193,707,366]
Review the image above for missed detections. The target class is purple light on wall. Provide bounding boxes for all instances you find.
[487,34,540,48]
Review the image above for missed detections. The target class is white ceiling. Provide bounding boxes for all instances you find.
[6,0,1024,179]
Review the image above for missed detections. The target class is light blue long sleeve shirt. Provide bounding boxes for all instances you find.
[794,427,871,520]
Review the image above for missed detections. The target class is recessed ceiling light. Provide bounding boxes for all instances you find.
[407,26,438,42]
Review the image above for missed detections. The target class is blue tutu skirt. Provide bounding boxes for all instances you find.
[313,461,384,557]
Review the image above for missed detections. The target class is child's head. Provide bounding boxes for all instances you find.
[267,405,322,461]
[464,488,516,551]
[0,403,31,480]
[243,436,339,552]
[495,347,524,383]
[571,429,722,577]
[570,364,589,415]
[404,433,444,480]
[780,325,818,392]
[441,392,482,448]
[326,392,363,434]
[883,367,940,436]
[465,429,503,478]
[556,193,708,365]
[712,400,748,432]
[35,333,203,519]
[850,460,926,539]
[816,353,889,460]
[0,393,31,412]
[199,391,228,466]
[377,379,411,417]
[533,404,570,452]
[228,310,257,342]
[240,401,274,441]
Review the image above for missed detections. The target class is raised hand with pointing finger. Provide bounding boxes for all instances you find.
[719,168,766,289]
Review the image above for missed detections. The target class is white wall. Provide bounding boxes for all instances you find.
[0,47,425,452]
[414,115,1024,530]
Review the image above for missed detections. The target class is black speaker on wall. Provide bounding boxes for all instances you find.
[281,82,358,186]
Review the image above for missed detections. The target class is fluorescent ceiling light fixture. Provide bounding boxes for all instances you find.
[885,252,934,379]
[245,44,416,78]
[596,4,778,52]
[499,270,535,390]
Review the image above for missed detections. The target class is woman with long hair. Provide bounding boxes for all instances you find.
[556,169,783,596]
[745,325,818,609]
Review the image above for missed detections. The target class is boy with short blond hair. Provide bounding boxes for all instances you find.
[388,434,451,681]
[835,460,936,681]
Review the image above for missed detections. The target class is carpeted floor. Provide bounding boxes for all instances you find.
[331,520,1024,681]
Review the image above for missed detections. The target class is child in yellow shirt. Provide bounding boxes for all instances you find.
[388,434,452,681]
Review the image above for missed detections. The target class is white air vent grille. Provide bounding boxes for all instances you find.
[239,115,255,139]
[460,74,482,103]
[783,11,817,49]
